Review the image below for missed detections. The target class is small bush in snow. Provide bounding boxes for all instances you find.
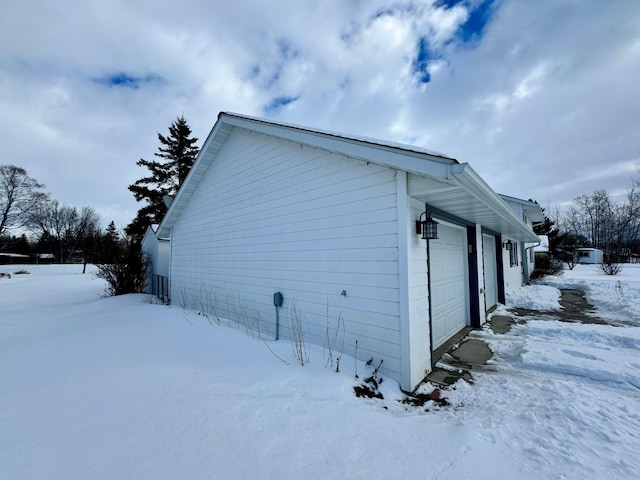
[95,241,149,296]
[530,261,563,280]
[565,256,579,271]
[601,261,622,276]
[354,358,384,399]
[13,269,30,275]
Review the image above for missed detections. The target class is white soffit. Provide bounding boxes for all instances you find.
[408,166,539,243]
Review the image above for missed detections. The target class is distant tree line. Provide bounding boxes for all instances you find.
[535,173,640,264]
[1,113,199,254]
[0,164,123,264]
[1,115,199,296]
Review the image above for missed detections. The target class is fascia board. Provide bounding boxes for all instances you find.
[499,193,545,222]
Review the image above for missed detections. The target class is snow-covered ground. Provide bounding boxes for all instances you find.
[1,264,639,479]
[533,264,640,325]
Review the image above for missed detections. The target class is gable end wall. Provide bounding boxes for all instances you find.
[170,127,403,379]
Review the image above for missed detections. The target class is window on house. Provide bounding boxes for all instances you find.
[578,251,589,258]
[510,242,519,267]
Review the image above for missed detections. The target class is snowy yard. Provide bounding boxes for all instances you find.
[1,264,639,479]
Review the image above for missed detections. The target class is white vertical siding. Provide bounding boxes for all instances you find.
[502,236,524,292]
[170,127,403,379]
[407,196,431,388]
[474,225,487,323]
[482,233,498,312]
[396,176,431,391]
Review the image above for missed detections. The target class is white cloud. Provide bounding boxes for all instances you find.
[1,0,639,231]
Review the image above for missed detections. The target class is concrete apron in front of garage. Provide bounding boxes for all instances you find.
[426,288,612,386]
[427,315,515,386]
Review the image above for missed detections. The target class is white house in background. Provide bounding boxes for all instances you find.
[499,195,546,286]
[574,247,604,264]
[144,112,541,391]
[534,235,550,254]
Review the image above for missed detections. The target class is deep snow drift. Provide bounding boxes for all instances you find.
[1,264,639,479]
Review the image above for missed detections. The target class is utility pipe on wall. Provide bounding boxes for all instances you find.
[273,292,283,340]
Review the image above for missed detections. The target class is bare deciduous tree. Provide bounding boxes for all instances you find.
[30,200,100,262]
[561,172,640,263]
[0,165,48,239]
[573,190,612,249]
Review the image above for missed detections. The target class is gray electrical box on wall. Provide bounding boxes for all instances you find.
[273,292,283,307]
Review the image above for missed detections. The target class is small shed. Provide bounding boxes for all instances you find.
[0,253,31,265]
[574,248,603,264]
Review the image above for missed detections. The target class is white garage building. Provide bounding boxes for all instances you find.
[145,113,541,391]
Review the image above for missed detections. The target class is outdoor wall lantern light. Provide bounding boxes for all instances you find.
[503,240,514,251]
[416,211,438,240]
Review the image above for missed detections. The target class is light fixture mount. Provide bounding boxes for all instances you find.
[416,210,438,240]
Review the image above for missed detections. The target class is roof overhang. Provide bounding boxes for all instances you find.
[158,112,539,244]
[408,164,540,243]
[498,194,545,223]
[158,112,458,237]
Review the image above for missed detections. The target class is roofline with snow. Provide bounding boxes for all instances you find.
[157,112,538,243]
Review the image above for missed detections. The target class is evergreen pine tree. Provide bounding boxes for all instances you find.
[105,220,119,243]
[126,116,199,237]
[533,207,559,255]
[100,220,121,262]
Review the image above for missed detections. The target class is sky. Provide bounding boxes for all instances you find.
[1,0,639,233]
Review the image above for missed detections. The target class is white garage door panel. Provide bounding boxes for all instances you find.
[430,224,468,348]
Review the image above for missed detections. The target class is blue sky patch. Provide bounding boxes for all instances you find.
[460,0,496,41]
[435,0,496,42]
[263,95,299,114]
[412,37,436,84]
[412,1,495,84]
[93,72,161,89]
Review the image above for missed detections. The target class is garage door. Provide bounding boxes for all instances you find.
[430,222,469,348]
[483,234,498,310]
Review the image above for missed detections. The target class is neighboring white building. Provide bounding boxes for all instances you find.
[141,225,170,301]
[534,235,550,254]
[574,248,604,264]
[145,112,541,391]
[499,195,545,286]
